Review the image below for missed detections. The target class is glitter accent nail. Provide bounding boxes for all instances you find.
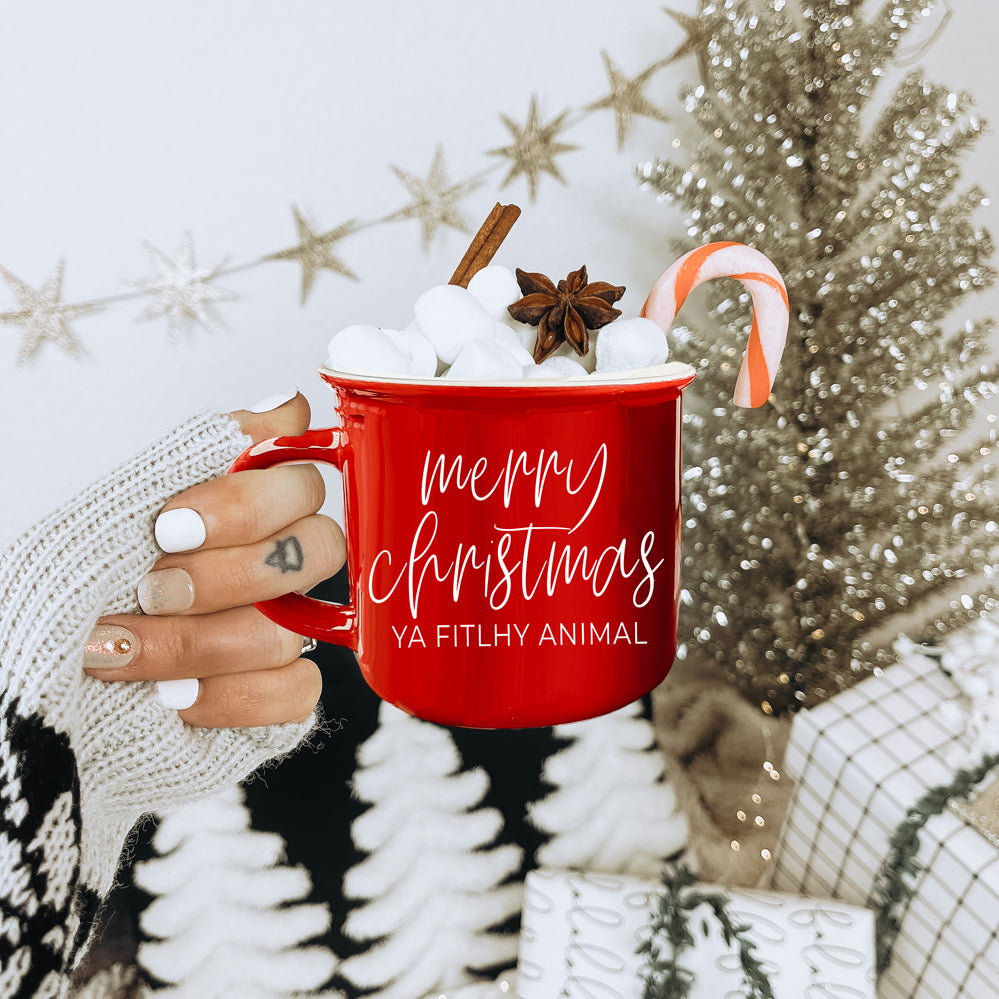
[83,624,139,671]
[138,567,195,615]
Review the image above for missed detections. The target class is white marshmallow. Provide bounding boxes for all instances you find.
[443,340,525,381]
[467,265,521,319]
[594,317,670,373]
[523,355,589,379]
[491,321,534,366]
[413,284,495,364]
[386,323,438,378]
[553,337,599,373]
[496,315,538,354]
[327,324,412,377]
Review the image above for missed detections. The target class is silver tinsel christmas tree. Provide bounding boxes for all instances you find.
[640,0,997,713]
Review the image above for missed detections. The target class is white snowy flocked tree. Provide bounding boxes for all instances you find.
[133,787,340,999]
[530,699,687,876]
[339,702,523,999]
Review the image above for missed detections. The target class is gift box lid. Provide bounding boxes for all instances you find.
[770,650,999,999]
[774,650,977,895]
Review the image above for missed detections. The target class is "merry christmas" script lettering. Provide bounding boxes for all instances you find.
[365,446,666,619]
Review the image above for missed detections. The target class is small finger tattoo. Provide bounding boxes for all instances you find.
[265,536,305,574]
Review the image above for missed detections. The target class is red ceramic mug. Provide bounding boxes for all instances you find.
[229,362,697,729]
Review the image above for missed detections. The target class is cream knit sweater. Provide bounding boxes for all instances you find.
[0,413,315,998]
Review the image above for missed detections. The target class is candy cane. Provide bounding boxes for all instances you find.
[641,241,789,408]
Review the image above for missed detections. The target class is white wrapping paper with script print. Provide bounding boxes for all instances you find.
[516,868,875,998]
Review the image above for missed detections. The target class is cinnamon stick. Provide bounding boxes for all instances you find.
[449,202,521,287]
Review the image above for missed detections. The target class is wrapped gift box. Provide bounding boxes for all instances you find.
[516,867,875,998]
[770,648,999,999]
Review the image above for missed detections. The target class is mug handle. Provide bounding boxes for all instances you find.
[227,427,358,649]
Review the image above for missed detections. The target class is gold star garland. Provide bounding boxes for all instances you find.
[388,144,483,249]
[488,95,578,202]
[662,4,721,85]
[0,261,103,364]
[267,207,360,304]
[586,51,671,151]
[129,235,236,339]
[0,4,727,363]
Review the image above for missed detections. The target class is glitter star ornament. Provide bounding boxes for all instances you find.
[0,260,102,364]
[662,4,722,84]
[489,94,577,202]
[389,145,482,250]
[268,206,358,304]
[129,234,235,340]
[586,51,669,150]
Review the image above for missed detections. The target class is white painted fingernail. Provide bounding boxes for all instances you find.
[157,678,200,710]
[247,388,299,413]
[154,508,207,553]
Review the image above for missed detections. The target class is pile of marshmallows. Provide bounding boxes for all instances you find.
[325,241,790,410]
[326,265,669,382]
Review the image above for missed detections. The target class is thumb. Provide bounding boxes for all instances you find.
[231,389,311,444]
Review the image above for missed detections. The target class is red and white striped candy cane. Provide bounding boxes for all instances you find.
[641,241,789,408]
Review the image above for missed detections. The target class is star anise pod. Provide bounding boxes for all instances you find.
[507,265,625,363]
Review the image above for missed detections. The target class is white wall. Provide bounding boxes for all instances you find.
[1,1,996,544]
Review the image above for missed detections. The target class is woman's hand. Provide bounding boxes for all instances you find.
[82,392,345,728]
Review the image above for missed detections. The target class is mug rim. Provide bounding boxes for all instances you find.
[318,360,697,390]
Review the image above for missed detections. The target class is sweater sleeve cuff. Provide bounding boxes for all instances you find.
[0,411,317,895]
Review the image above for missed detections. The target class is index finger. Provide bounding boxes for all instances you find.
[153,391,317,554]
